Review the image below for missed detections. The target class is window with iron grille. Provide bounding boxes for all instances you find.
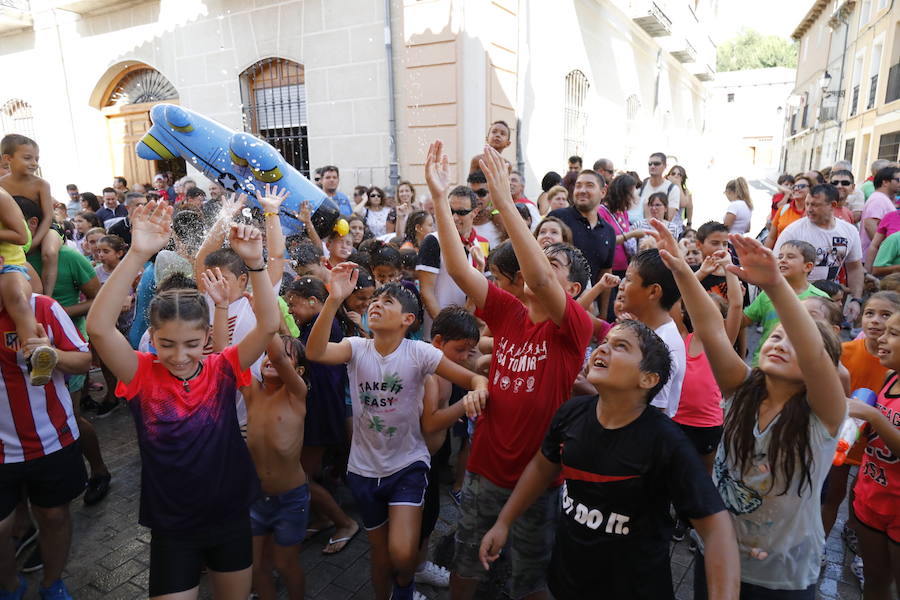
[877,130,900,161]
[563,70,590,162]
[240,58,310,177]
[0,99,40,176]
[851,85,860,115]
[801,104,808,127]
[844,138,856,163]
[867,75,878,109]
[790,113,797,134]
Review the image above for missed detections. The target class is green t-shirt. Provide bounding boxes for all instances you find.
[278,295,300,337]
[862,179,875,200]
[873,231,900,269]
[27,245,97,334]
[744,284,830,365]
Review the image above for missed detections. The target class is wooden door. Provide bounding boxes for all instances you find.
[106,106,154,187]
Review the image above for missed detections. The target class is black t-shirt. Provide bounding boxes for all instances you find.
[107,218,132,245]
[541,395,724,599]
[547,206,615,283]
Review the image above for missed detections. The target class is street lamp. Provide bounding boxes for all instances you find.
[819,71,832,92]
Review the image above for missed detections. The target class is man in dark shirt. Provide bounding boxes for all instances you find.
[95,187,127,227]
[107,192,146,245]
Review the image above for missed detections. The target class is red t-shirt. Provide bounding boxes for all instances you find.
[673,334,724,428]
[469,283,592,489]
[854,372,900,517]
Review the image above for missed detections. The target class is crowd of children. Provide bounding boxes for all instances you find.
[0,123,898,600]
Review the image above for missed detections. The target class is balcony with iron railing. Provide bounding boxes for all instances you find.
[867,75,878,109]
[886,62,900,105]
[627,0,672,37]
[819,105,838,122]
[850,85,860,116]
[0,0,32,34]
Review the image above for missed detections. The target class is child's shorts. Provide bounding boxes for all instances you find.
[346,461,429,530]
[853,498,900,543]
[0,264,29,279]
[249,483,310,547]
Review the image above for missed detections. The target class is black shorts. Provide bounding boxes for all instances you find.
[149,514,252,596]
[678,424,723,456]
[0,441,87,519]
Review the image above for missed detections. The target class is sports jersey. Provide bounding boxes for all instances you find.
[0,294,85,463]
[469,282,592,489]
[115,345,260,533]
[854,372,900,518]
[541,396,724,599]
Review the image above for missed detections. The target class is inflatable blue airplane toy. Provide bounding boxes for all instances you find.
[136,103,346,238]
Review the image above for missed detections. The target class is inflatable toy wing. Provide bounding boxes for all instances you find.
[136,103,346,238]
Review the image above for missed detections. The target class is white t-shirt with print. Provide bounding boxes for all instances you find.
[650,319,686,417]
[773,217,862,282]
[346,337,444,478]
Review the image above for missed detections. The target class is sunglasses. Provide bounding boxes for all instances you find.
[451,207,475,216]
[830,180,852,187]
[473,189,489,197]
[369,193,382,198]
[648,161,662,167]
[793,184,809,190]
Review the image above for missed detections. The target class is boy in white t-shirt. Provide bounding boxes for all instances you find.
[615,247,686,417]
[306,269,488,600]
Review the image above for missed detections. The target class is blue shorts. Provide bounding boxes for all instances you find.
[249,483,310,547]
[346,461,429,530]
[0,264,29,279]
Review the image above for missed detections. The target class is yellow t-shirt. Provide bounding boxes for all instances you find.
[0,220,29,266]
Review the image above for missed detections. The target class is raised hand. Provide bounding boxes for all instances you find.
[329,262,360,301]
[646,218,688,272]
[725,235,781,289]
[218,193,247,224]
[478,146,514,210]
[200,268,229,307]
[297,201,313,225]
[597,272,621,289]
[228,223,264,267]
[697,254,719,277]
[130,201,173,257]
[256,184,290,214]
[424,140,452,200]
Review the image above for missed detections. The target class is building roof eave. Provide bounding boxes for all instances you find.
[791,0,830,40]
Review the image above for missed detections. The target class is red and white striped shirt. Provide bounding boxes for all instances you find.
[0,294,86,463]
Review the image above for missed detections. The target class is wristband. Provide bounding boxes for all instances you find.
[246,263,266,272]
[263,211,278,218]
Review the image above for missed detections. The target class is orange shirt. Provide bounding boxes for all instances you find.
[770,201,805,244]
[841,338,888,394]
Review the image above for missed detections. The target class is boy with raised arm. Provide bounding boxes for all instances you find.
[425,141,593,600]
[305,266,488,600]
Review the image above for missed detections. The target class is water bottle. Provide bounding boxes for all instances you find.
[833,388,878,466]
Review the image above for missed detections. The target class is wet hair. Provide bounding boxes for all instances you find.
[541,171,562,192]
[725,320,841,496]
[630,249,681,310]
[874,166,900,189]
[76,211,102,229]
[615,319,672,402]
[448,185,477,210]
[290,240,324,268]
[373,281,423,333]
[355,267,375,290]
[368,240,402,271]
[488,240,521,282]
[80,192,101,212]
[98,234,128,255]
[149,289,210,329]
[805,293,842,326]
[726,177,752,209]
[604,174,636,214]
[279,335,311,386]
[403,210,431,247]
[288,276,328,302]
[205,248,246,279]
[696,221,728,242]
[780,240,816,264]
[544,243,590,298]
[431,306,480,343]
[172,209,204,250]
[533,216,573,245]
[156,272,197,293]
[647,191,669,209]
[864,290,900,312]
[810,184,839,204]
[0,134,37,156]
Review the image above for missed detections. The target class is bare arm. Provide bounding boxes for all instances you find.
[201,267,231,352]
[0,190,28,245]
[267,334,308,403]
[425,140,488,308]
[417,270,443,319]
[865,231,885,270]
[31,180,53,246]
[21,324,91,375]
[304,263,355,364]
[863,217,880,241]
[578,272,619,311]
[690,511,740,600]
[195,225,227,294]
[434,356,488,394]
[723,261,743,345]
[846,260,863,299]
[257,185,289,289]
[723,212,736,229]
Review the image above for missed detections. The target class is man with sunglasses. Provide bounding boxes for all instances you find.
[828,169,856,224]
[635,152,683,226]
[467,171,502,249]
[416,185,488,339]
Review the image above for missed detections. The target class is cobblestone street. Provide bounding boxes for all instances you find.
[12,393,865,599]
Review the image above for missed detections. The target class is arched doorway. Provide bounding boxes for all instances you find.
[99,64,184,187]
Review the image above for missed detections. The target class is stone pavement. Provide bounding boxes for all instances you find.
[13,391,865,599]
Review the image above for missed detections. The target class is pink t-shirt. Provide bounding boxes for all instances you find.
[861,192,895,257]
[876,210,900,238]
[673,334,724,428]
[597,205,631,272]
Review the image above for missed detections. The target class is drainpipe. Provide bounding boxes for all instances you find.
[383,0,400,191]
[832,10,850,165]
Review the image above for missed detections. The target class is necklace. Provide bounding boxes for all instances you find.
[173,363,203,393]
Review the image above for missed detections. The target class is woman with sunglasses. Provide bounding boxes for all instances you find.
[765,175,811,249]
[666,165,693,228]
[353,185,391,237]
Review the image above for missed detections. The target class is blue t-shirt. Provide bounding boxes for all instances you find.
[129,262,156,349]
[332,191,353,217]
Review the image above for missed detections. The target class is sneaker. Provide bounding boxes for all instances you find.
[28,346,58,387]
[20,546,42,573]
[671,519,687,542]
[842,523,860,555]
[38,579,72,600]
[94,400,119,419]
[13,526,38,558]
[83,473,112,505]
[449,488,461,507]
[412,592,427,600]
[414,561,450,588]
[0,574,26,600]
[850,555,864,588]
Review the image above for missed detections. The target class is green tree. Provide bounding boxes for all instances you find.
[717,28,798,72]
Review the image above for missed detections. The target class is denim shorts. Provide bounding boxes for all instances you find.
[453,471,559,598]
[346,461,429,530]
[0,264,29,279]
[249,483,310,547]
